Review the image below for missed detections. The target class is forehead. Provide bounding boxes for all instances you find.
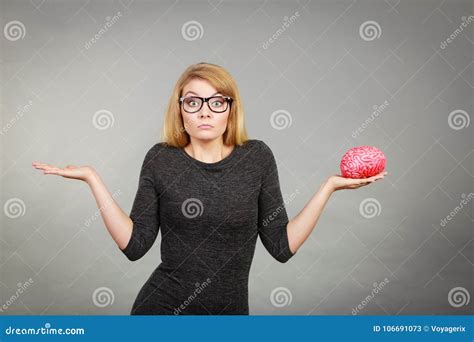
[182,78,220,96]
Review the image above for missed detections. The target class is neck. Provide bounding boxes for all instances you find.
[185,138,233,163]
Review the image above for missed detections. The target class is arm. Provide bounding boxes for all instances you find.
[256,140,388,259]
[32,144,162,261]
[286,180,333,254]
[87,172,134,251]
[287,172,388,254]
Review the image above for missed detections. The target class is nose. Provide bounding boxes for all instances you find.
[199,104,212,118]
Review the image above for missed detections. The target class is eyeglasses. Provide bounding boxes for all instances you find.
[179,95,233,113]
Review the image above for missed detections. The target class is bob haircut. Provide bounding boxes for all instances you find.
[161,62,249,147]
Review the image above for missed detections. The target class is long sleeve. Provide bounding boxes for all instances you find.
[257,141,295,263]
[120,145,161,261]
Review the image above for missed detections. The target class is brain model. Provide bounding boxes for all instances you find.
[340,146,386,179]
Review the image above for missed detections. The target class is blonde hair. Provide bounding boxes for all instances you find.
[161,62,249,147]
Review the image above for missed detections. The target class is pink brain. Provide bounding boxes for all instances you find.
[340,146,386,179]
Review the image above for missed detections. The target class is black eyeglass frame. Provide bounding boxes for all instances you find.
[179,95,233,113]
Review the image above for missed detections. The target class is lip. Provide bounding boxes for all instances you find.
[198,124,213,128]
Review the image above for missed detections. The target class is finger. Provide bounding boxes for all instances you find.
[43,168,66,176]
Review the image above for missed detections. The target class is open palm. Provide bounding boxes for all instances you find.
[32,162,95,182]
[328,171,388,191]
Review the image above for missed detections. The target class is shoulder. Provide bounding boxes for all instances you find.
[241,139,275,161]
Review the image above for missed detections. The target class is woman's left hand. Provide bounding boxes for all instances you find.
[326,171,388,192]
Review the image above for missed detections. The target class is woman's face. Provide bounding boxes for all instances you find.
[180,78,230,143]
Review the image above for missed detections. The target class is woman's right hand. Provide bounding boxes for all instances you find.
[32,162,96,183]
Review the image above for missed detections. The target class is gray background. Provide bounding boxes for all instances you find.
[1,0,472,315]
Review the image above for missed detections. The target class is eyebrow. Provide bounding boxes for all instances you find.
[183,91,222,97]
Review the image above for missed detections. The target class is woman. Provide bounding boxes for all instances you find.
[32,62,387,315]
